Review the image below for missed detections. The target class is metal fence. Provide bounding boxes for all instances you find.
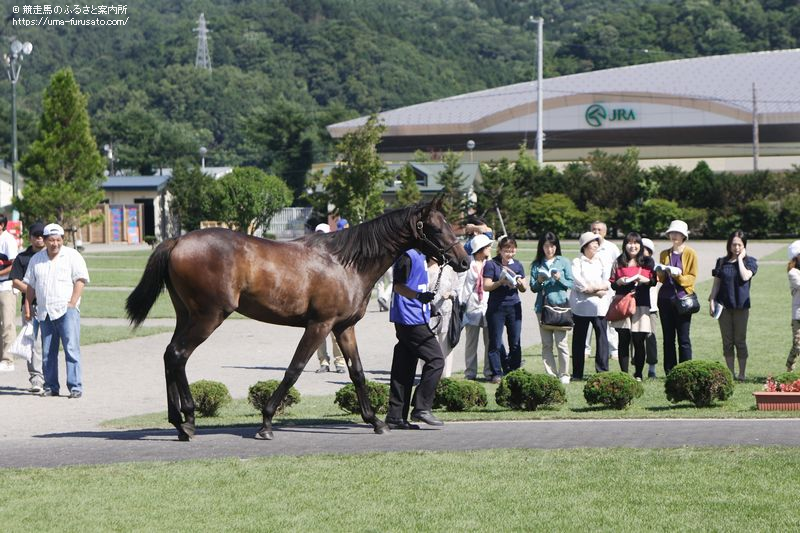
[261,207,313,240]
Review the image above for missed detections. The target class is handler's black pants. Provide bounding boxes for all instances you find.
[387,324,444,421]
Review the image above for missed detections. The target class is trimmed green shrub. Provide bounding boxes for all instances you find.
[495,369,566,411]
[433,378,488,411]
[773,371,800,386]
[664,360,734,407]
[334,381,390,415]
[248,380,301,415]
[583,372,644,409]
[189,379,232,417]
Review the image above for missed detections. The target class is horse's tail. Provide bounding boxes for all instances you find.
[125,238,179,328]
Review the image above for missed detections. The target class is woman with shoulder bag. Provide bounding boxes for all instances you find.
[608,232,656,380]
[531,232,573,384]
[785,241,800,373]
[459,234,492,381]
[708,230,757,381]
[570,231,612,380]
[655,220,698,374]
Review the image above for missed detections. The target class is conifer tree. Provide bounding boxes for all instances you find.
[435,150,467,222]
[395,164,422,207]
[16,68,105,229]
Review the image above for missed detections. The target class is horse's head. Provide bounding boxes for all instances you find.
[413,197,470,272]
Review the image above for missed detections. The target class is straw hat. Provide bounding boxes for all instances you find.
[664,220,689,238]
[578,231,601,250]
[788,240,800,260]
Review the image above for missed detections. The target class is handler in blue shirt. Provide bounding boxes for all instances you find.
[386,249,445,430]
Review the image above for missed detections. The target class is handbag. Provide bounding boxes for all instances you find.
[606,292,636,322]
[447,297,465,347]
[541,303,573,331]
[674,292,700,315]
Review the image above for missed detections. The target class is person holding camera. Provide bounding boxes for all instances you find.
[385,248,444,430]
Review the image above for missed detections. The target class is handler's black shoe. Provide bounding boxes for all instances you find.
[410,410,444,426]
[385,418,420,430]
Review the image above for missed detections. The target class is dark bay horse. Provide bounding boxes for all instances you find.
[125,198,469,441]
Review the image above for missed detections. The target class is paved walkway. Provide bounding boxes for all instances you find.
[0,239,793,468]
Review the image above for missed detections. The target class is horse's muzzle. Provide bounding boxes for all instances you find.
[449,256,470,273]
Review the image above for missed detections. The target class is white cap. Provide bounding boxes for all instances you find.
[43,223,65,237]
[641,238,655,254]
[664,220,689,238]
[314,223,330,234]
[578,231,601,250]
[469,234,492,255]
[788,240,800,261]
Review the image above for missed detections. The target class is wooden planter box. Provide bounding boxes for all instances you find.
[753,391,800,411]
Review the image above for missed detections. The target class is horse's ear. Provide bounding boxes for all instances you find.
[422,195,443,219]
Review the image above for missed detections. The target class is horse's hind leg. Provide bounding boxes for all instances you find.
[256,323,329,440]
[165,308,227,441]
[335,326,387,435]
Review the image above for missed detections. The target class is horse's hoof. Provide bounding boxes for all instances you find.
[254,429,273,440]
[374,422,389,435]
[178,432,192,442]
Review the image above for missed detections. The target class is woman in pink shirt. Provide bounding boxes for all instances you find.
[609,232,656,380]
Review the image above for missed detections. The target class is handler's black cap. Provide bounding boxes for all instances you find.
[29,223,45,237]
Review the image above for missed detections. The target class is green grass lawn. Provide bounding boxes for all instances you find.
[81,325,172,345]
[2,447,799,532]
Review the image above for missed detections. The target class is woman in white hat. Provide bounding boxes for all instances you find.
[569,231,612,379]
[786,240,800,372]
[458,234,493,381]
[655,220,698,373]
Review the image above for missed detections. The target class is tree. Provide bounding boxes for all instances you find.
[167,164,220,232]
[315,115,391,224]
[216,167,293,234]
[244,98,316,198]
[435,151,467,222]
[16,68,105,230]
[394,164,422,207]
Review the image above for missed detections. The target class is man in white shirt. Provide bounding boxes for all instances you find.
[0,214,19,372]
[23,223,90,398]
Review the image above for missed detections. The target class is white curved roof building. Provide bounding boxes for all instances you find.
[328,49,800,171]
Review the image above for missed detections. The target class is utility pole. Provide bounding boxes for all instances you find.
[752,82,759,172]
[194,13,212,72]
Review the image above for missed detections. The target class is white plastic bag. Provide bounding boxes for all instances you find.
[10,322,34,363]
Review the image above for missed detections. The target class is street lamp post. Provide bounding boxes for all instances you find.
[103,143,115,176]
[4,39,33,212]
[528,17,544,165]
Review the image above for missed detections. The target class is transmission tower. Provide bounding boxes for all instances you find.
[194,12,212,72]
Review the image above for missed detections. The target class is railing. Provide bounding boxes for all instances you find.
[259,207,313,240]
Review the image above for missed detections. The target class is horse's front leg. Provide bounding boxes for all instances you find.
[335,326,387,435]
[255,323,328,440]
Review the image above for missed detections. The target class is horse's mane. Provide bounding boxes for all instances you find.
[308,206,417,271]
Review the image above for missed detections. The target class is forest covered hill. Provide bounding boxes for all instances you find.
[1,0,798,193]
